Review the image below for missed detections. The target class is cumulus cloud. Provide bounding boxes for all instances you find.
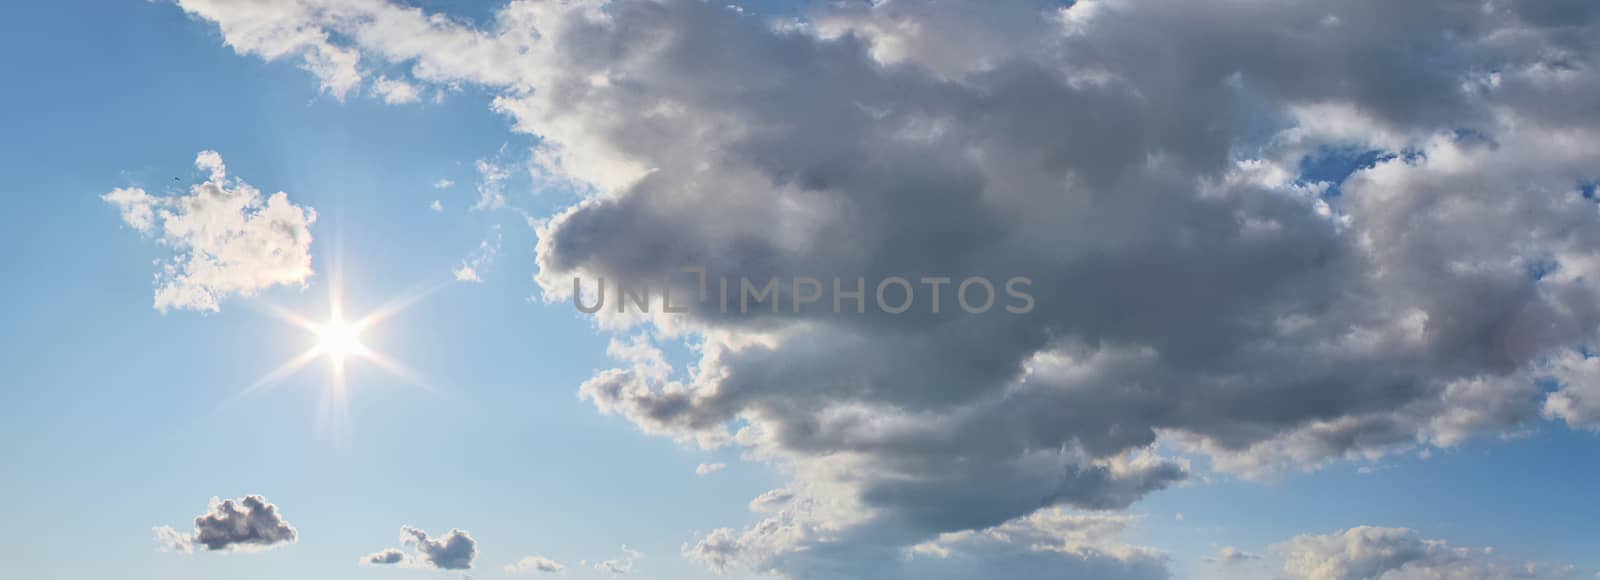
[154,495,298,553]
[1276,527,1581,580]
[1542,350,1600,430]
[364,548,408,565]
[505,555,565,574]
[363,527,477,570]
[104,151,316,312]
[400,526,478,571]
[594,546,642,576]
[695,463,726,476]
[172,0,1600,577]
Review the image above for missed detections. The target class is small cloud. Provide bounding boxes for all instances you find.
[430,200,445,212]
[695,463,726,476]
[154,495,298,554]
[364,548,408,565]
[595,545,642,576]
[1206,546,1263,565]
[505,555,565,574]
[433,179,455,189]
[473,159,509,211]
[1175,512,1184,521]
[373,75,421,104]
[453,226,501,283]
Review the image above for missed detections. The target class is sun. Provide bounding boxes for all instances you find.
[314,317,365,360]
[235,275,441,415]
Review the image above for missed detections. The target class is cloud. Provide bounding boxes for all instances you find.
[472,159,509,211]
[104,151,316,312]
[172,0,361,98]
[1207,546,1263,566]
[434,179,455,189]
[363,527,477,570]
[594,546,642,576]
[688,508,1168,580]
[373,75,421,104]
[695,463,726,476]
[505,556,565,574]
[154,495,298,553]
[171,0,1600,576]
[364,548,408,565]
[431,199,445,212]
[399,526,478,571]
[747,488,794,513]
[1275,527,1581,580]
[1542,350,1600,430]
[453,225,501,283]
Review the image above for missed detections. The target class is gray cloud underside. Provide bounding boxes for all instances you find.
[155,495,298,553]
[174,0,1600,577]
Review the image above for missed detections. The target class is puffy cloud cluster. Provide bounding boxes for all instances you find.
[397,526,478,570]
[362,527,477,570]
[104,150,316,312]
[154,495,298,553]
[172,0,1600,577]
[1276,527,1581,580]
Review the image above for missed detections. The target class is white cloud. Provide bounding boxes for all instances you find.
[105,151,316,312]
[594,545,641,576]
[695,463,726,476]
[1276,527,1581,580]
[433,179,454,189]
[472,159,509,211]
[1543,350,1600,430]
[373,75,421,104]
[430,199,444,212]
[173,0,362,99]
[505,555,564,574]
[453,225,501,283]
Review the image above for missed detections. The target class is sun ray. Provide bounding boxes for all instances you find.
[248,300,321,333]
[217,271,441,430]
[356,348,441,396]
[353,280,447,331]
[230,347,322,402]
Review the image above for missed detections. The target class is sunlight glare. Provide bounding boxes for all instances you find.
[315,318,364,360]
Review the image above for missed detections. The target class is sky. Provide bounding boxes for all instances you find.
[2,1,1599,579]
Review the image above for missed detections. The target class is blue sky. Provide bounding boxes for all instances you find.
[4,1,1600,580]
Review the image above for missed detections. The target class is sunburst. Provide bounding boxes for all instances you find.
[230,268,442,432]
